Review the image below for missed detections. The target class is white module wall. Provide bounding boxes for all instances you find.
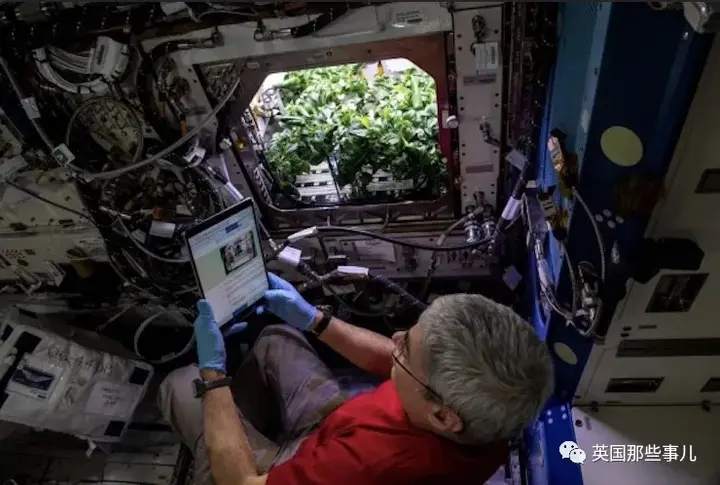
[572,407,720,485]
[575,36,720,406]
[452,5,504,211]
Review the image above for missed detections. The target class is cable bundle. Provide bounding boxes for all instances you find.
[33,37,130,94]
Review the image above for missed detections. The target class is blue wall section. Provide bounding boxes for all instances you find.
[527,3,713,485]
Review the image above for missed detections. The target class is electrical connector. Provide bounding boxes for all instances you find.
[547,130,578,195]
[537,190,568,242]
[336,265,370,276]
[277,246,302,267]
[287,226,318,243]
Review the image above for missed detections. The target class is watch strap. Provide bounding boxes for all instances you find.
[193,375,232,398]
[308,311,332,337]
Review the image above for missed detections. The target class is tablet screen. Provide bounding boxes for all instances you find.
[187,204,269,326]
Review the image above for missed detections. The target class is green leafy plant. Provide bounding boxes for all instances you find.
[264,63,446,197]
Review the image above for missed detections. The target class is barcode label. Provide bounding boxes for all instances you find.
[539,197,557,217]
[475,42,499,71]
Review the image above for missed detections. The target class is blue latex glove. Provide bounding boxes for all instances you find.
[194,300,248,372]
[256,273,317,330]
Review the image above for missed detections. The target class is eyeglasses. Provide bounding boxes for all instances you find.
[392,331,443,401]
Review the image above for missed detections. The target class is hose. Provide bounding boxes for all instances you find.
[133,309,195,364]
[296,262,388,318]
[74,73,243,181]
[315,226,491,252]
[419,215,473,300]
[561,242,579,317]
[571,188,606,281]
[369,273,427,312]
[118,217,190,264]
[97,302,141,333]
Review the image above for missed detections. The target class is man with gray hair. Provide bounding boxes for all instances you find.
[159,273,553,485]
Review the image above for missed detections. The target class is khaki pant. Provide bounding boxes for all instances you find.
[158,325,372,485]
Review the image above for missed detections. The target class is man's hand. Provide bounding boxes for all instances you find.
[194,300,248,372]
[257,273,318,331]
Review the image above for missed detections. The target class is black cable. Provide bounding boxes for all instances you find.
[369,273,428,312]
[296,261,387,318]
[5,179,101,227]
[315,226,491,252]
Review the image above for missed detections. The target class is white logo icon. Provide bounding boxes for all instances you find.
[559,441,585,464]
[559,440,579,459]
[570,448,587,464]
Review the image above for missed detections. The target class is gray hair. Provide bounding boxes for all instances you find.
[422,293,553,445]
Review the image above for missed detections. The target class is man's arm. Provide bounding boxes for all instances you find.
[201,369,267,485]
[260,273,396,379]
[310,312,395,378]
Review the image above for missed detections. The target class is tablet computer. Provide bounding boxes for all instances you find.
[185,199,270,326]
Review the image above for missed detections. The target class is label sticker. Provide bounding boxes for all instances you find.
[7,355,62,401]
[51,144,76,166]
[75,237,105,254]
[475,42,499,71]
[0,155,28,180]
[84,380,137,419]
[149,220,176,239]
[353,239,396,263]
[11,365,55,395]
[393,9,424,26]
[21,97,41,119]
[462,74,497,86]
[538,195,557,217]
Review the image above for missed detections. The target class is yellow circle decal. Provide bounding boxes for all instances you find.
[600,126,643,167]
[553,342,578,365]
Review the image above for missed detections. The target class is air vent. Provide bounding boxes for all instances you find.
[700,378,720,393]
[606,378,663,393]
[617,339,720,358]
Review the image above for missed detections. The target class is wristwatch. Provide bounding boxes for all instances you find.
[308,310,332,337]
[193,375,232,398]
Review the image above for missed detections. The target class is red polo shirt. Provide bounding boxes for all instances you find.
[267,381,508,485]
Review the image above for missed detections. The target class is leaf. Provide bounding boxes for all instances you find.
[266,63,446,193]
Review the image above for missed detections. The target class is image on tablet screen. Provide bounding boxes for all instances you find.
[187,205,268,325]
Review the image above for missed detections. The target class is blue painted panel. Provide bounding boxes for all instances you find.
[542,3,712,402]
[550,3,601,155]
[527,3,713,485]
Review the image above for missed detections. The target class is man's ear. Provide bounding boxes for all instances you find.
[427,403,464,435]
